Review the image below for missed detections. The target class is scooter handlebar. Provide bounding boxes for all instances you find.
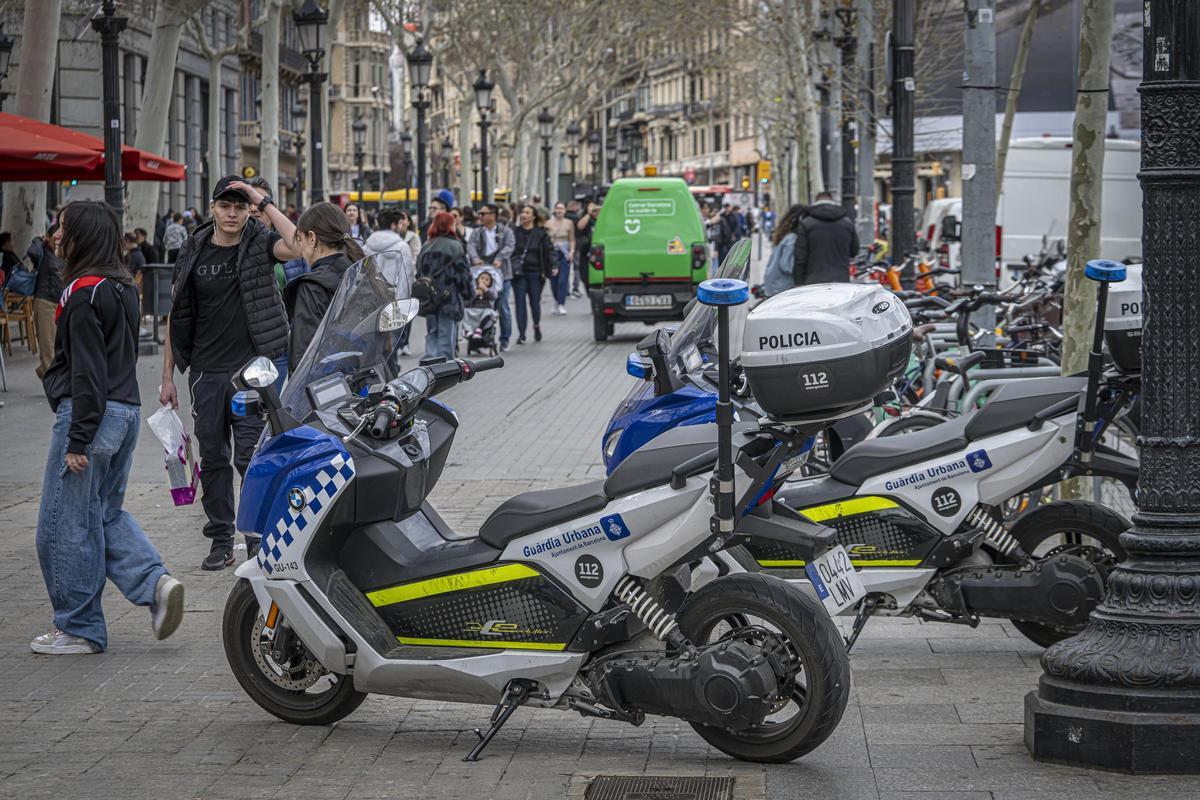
[468,357,505,374]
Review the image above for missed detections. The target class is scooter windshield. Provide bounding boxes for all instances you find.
[281,251,415,419]
[666,239,752,379]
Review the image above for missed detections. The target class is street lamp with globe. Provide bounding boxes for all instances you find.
[473,69,494,203]
[588,130,601,184]
[400,130,413,200]
[538,107,555,203]
[440,137,454,192]
[470,144,481,206]
[352,114,367,205]
[605,134,617,183]
[290,102,307,209]
[565,120,582,187]
[293,0,329,204]
[405,39,433,221]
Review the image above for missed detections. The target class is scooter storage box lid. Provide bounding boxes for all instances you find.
[1104,262,1141,373]
[741,283,913,419]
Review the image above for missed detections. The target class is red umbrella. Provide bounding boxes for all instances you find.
[0,112,184,182]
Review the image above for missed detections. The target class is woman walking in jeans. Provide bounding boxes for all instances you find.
[511,205,557,344]
[33,201,184,655]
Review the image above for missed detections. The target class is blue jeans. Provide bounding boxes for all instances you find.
[552,244,571,305]
[498,278,513,347]
[37,400,167,651]
[512,272,543,337]
[424,312,458,360]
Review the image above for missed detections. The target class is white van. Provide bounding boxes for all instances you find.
[997,137,1141,280]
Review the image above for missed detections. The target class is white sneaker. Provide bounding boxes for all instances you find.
[151,574,184,640]
[501,342,512,352]
[400,345,412,356]
[30,629,100,655]
[555,304,566,315]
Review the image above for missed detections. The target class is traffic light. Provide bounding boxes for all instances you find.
[741,176,750,190]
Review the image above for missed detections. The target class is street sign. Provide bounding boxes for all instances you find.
[756,160,771,183]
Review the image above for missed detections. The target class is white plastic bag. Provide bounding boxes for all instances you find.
[147,403,199,505]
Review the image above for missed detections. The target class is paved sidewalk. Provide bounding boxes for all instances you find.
[1,251,1196,799]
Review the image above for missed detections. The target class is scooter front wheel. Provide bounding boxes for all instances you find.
[222,578,366,725]
[677,573,850,763]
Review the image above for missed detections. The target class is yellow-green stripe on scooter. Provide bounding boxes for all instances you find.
[366,563,540,607]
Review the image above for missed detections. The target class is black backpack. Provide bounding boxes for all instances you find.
[413,246,466,320]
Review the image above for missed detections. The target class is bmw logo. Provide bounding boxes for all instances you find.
[287,487,305,511]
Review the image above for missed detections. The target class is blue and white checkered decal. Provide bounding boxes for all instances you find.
[258,453,355,575]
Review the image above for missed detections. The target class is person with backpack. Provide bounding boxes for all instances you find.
[33,201,184,655]
[760,204,808,298]
[283,203,366,370]
[511,204,557,344]
[415,211,471,360]
[794,191,859,284]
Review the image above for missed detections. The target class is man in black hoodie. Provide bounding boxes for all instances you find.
[794,191,859,285]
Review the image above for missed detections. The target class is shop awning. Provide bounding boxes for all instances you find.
[0,112,184,183]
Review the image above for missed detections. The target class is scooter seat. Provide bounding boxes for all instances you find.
[829,416,971,486]
[604,422,761,499]
[830,376,1086,486]
[478,481,611,549]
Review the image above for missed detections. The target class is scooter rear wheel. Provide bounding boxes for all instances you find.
[1006,500,1128,647]
[223,578,366,725]
[677,573,850,763]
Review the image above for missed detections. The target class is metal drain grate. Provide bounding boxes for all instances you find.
[585,776,735,800]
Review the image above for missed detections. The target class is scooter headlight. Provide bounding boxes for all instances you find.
[604,429,623,460]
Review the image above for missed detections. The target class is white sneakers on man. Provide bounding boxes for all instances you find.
[151,574,185,640]
[30,629,100,655]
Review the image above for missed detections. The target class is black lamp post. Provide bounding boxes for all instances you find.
[473,69,494,204]
[352,113,367,205]
[470,144,480,206]
[0,25,14,112]
[291,102,307,210]
[538,106,554,202]
[588,130,601,183]
[565,121,581,186]
[92,0,127,214]
[440,136,453,190]
[294,0,329,204]
[1024,0,1200,773]
[406,39,433,221]
[605,135,617,183]
[618,142,631,178]
[400,130,413,204]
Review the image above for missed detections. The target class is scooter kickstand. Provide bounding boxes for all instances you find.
[463,679,534,762]
[844,596,877,653]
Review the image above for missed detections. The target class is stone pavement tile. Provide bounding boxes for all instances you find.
[953,703,1024,724]
[871,767,1100,794]
[852,653,1027,671]
[926,638,1042,654]
[878,793,994,800]
[867,744,977,770]
[860,703,961,724]
[939,668,1042,687]
[848,683,1032,707]
[853,669,947,688]
[864,723,1025,746]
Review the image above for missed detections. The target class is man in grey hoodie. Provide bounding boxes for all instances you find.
[467,203,516,351]
[364,208,418,355]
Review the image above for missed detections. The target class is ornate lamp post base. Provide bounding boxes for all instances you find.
[1024,1,1200,773]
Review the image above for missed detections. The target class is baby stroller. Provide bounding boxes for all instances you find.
[462,264,502,356]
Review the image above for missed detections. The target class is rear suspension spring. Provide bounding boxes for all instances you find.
[967,506,1025,559]
[612,576,684,646]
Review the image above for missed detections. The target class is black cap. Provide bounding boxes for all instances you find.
[211,175,251,203]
